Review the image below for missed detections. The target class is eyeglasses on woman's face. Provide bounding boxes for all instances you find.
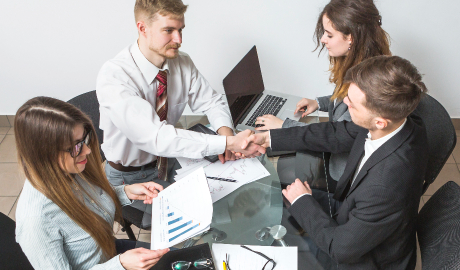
[171,258,214,270]
[65,130,91,158]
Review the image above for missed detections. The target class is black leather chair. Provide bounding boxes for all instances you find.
[0,212,34,269]
[67,90,105,162]
[68,91,141,240]
[411,94,457,194]
[417,181,460,269]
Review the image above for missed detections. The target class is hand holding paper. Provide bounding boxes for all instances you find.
[150,167,213,250]
[124,182,163,204]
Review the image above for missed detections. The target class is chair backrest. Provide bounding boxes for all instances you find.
[411,94,457,194]
[0,212,34,269]
[67,90,105,162]
[417,181,460,270]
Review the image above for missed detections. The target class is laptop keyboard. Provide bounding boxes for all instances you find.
[246,95,287,127]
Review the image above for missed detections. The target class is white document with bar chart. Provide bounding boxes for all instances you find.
[150,167,213,250]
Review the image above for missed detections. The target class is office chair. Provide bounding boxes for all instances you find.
[411,94,457,194]
[417,181,460,269]
[67,90,105,162]
[0,212,34,269]
[68,91,141,241]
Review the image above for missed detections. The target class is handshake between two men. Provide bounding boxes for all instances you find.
[225,130,311,204]
[225,129,271,158]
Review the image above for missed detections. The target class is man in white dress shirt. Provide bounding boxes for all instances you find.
[96,0,259,186]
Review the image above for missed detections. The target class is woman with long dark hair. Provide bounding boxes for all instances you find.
[15,96,168,270]
[255,0,391,190]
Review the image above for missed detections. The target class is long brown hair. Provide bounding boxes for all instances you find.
[314,0,391,100]
[14,97,123,259]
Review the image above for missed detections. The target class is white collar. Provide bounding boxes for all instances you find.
[366,118,407,147]
[130,41,169,85]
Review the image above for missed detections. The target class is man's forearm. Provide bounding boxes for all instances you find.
[217,126,234,136]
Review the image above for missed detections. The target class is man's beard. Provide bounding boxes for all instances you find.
[150,43,181,59]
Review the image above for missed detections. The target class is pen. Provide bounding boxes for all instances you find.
[206,176,238,183]
[223,261,227,270]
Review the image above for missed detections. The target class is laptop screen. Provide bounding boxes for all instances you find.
[223,46,265,125]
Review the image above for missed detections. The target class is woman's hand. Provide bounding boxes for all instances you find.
[124,182,164,204]
[119,247,169,270]
[294,98,319,117]
[254,115,284,130]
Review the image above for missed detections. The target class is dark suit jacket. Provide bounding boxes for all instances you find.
[271,115,428,269]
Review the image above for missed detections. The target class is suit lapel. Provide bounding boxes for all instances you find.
[332,101,347,121]
[333,131,366,200]
[346,118,415,196]
[328,101,334,121]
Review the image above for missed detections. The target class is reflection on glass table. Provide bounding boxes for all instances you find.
[133,155,282,247]
[132,154,325,269]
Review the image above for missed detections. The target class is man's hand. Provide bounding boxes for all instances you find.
[217,126,237,163]
[226,130,266,158]
[295,98,319,118]
[124,182,163,204]
[241,131,271,149]
[282,178,312,204]
[119,247,169,270]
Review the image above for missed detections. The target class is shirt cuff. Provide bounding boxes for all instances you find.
[268,131,272,148]
[315,98,321,111]
[115,185,133,206]
[291,193,311,205]
[211,117,235,134]
[206,134,227,156]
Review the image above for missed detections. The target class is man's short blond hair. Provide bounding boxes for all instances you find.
[134,0,188,24]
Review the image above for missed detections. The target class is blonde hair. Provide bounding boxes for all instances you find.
[314,0,391,101]
[14,97,123,259]
[134,0,188,24]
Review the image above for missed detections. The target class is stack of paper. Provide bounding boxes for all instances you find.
[175,157,270,202]
[150,167,213,250]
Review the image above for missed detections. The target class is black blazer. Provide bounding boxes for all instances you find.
[271,115,428,270]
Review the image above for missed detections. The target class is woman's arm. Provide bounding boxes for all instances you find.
[316,95,332,112]
[16,216,125,270]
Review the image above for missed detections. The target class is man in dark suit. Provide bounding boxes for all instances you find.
[243,56,428,269]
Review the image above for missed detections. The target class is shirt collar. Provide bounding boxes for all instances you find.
[366,118,407,146]
[130,41,170,85]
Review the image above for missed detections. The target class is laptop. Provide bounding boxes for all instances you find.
[223,45,303,132]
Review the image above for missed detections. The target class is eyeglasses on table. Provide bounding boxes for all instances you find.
[171,258,214,270]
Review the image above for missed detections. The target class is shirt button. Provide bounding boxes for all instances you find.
[91,200,95,204]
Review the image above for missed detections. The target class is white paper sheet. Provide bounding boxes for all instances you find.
[175,158,270,202]
[212,244,298,270]
[150,167,213,250]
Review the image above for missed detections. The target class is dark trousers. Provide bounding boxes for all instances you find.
[282,188,343,270]
[115,239,138,254]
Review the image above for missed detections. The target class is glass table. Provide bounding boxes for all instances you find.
[198,155,283,246]
[134,155,284,247]
[132,113,325,269]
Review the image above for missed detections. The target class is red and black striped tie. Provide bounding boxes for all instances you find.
[155,70,168,180]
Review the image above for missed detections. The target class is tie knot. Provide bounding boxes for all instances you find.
[156,70,167,85]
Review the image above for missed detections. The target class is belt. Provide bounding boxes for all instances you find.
[108,160,158,172]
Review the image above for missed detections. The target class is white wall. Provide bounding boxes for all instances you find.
[1,0,460,117]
